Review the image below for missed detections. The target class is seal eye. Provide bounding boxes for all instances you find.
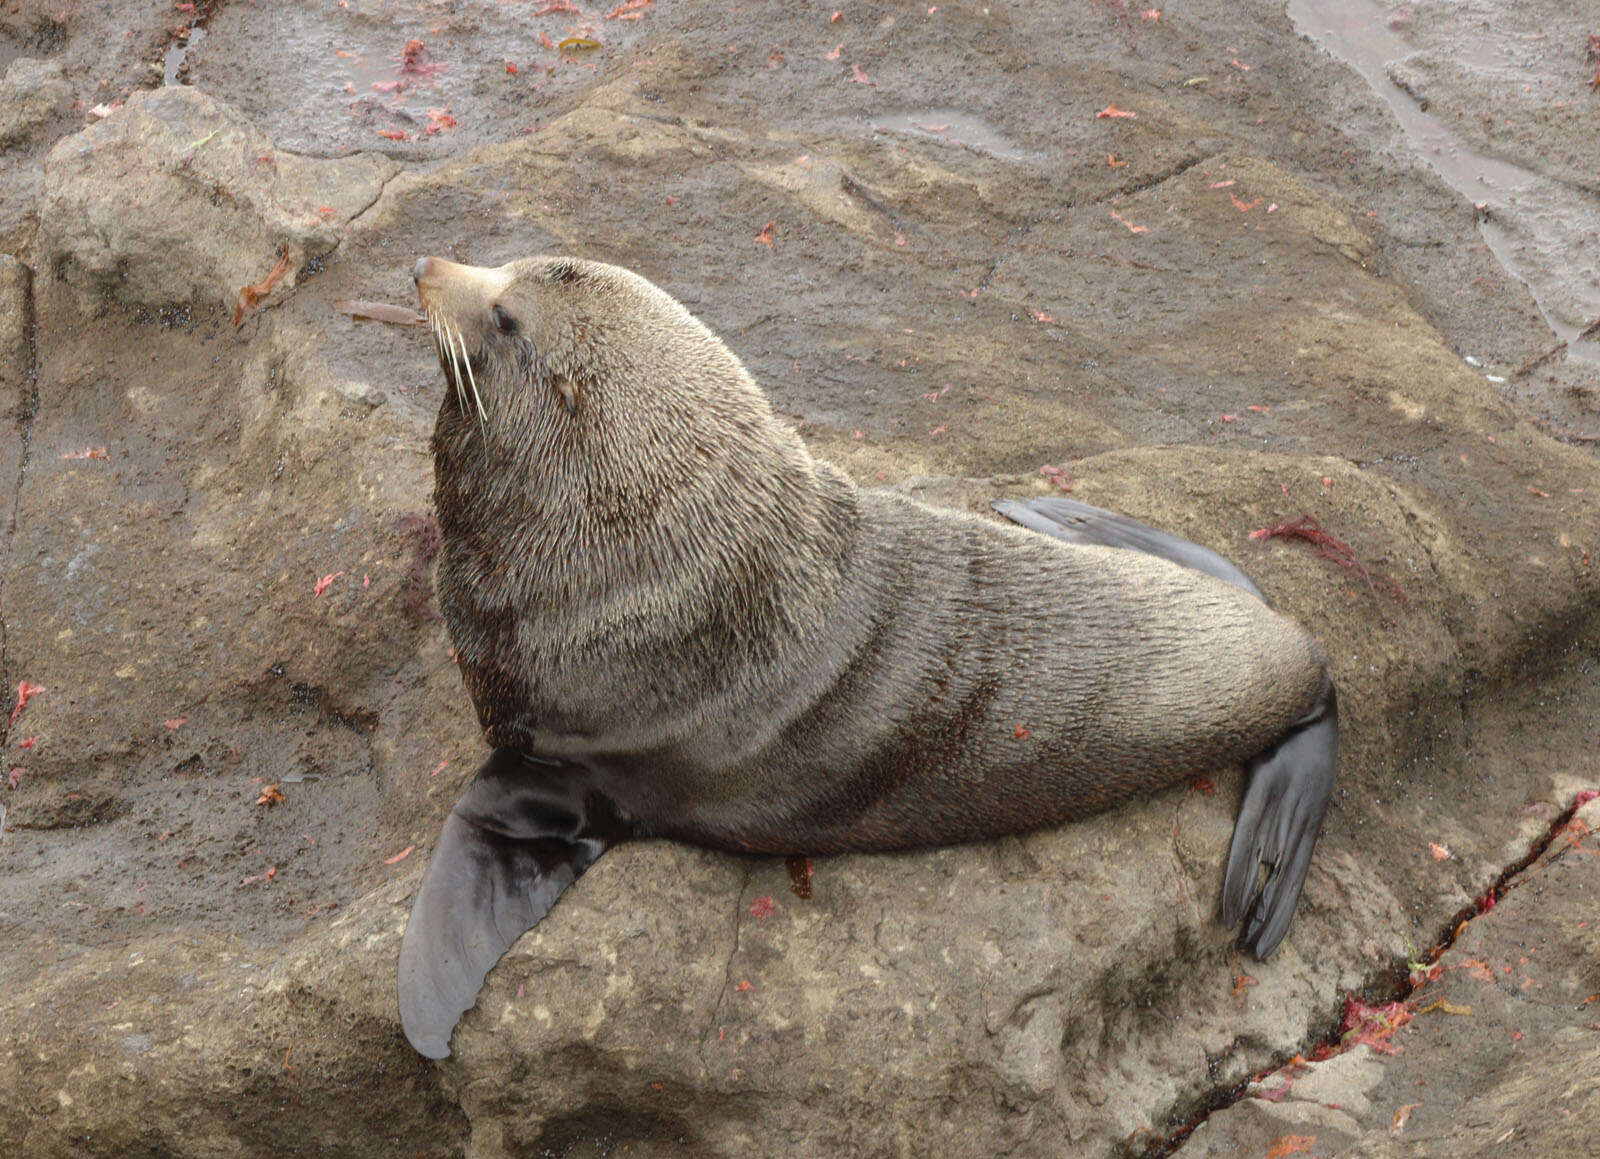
[491,304,517,335]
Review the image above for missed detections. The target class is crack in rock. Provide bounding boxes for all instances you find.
[1083,152,1215,208]
[0,256,38,750]
[1129,786,1600,1158]
[698,862,754,1081]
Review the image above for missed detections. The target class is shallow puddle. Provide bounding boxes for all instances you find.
[163,26,205,87]
[1289,0,1600,366]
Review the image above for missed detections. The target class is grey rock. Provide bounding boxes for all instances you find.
[0,57,72,149]
[0,1,1597,1156]
[38,86,398,313]
[0,254,29,393]
[1176,798,1600,1156]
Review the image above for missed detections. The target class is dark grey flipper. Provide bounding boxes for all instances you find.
[1222,682,1338,957]
[994,494,1337,959]
[991,497,1265,601]
[398,749,628,1059]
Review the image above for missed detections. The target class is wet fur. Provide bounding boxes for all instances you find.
[399,256,1338,1058]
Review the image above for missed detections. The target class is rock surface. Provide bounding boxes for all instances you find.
[0,55,72,148]
[38,86,398,312]
[0,254,28,392]
[1176,796,1600,1157]
[0,1,1597,1156]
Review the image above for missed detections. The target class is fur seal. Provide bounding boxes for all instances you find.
[398,255,1339,1059]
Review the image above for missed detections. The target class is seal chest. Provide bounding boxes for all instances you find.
[396,255,1339,1059]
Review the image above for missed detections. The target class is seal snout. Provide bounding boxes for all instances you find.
[413,256,446,307]
[412,257,509,316]
[414,255,494,422]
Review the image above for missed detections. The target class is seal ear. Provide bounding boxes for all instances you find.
[397,749,623,1058]
[551,374,581,416]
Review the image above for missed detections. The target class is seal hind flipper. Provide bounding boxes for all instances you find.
[991,497,1266,601]
[398,749,624,1059]
[1222,681,1338,958]
[995,494,1337,956]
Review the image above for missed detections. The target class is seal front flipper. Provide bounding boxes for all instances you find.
[398,748,625,1059]
[1222,680,1339,958]
[992,496,1265,601]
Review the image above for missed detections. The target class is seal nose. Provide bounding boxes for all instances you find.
[412,257,432,285]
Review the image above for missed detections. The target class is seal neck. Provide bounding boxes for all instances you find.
[431,397,862,686]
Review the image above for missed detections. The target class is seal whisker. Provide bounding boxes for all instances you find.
[443,320,469,416]
[455,324,489,426]
[426,308,456,409]
[433,319,450,398]
[452,325,477,425]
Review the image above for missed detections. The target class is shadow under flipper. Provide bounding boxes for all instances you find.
[991,496,1266,602]
[1223,682,1339,959]
[994,493,1339,958]
[398,749,628,1059]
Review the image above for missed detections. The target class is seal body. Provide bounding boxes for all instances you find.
[398,255,1338,1059]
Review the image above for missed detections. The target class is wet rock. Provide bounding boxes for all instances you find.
[0,254,29,393]
[1175,797,1600,1156]
[0,253,26,570]
[0,1,1597,1156]
[38,86,398,314]
[0,56,72,149]
[1383,2,1600,197]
